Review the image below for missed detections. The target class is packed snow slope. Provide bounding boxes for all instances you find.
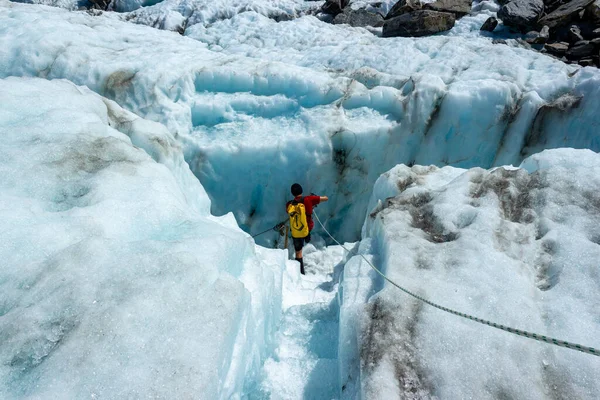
[337,148,600,399]
[1,0,600,244]
[249,242,352,399]
[0,77,286,399]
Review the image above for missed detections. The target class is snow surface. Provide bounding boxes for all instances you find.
[248,242,351,399]
[2,0,600,397]
[117,0,322,26]
[1,0,599,244]
[342,148,600,399]
[0,77,286,399]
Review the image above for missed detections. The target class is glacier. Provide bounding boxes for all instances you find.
[338,149,600,399]
[249,243,350,399]
[0,77,286,399]
[1,0,600,245]
[1,0,600,398]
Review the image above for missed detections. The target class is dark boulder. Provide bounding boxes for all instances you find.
[423,0,473,17]
[382,10,456,37]
[90,0,110,10]
[333,7,384,26]
[498,0,544,31]
[322,0,350,15]
[526,25,550,42]
[515,38,534,48]
[480,16,499,31]
[543,0,578,14]
[566,40,596,57]
[578,57,596,66]
[544,41,570,55]
[585,0,600,21]
[538,0,596,28]
[385,0,422,19]
[554,22,598,41]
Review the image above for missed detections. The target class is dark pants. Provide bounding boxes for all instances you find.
[292,232,311,252]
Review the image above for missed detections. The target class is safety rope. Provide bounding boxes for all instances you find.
[252,219,288,238]
[313,212,598,357]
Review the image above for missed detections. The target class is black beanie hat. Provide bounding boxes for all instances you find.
[291,183,303,196]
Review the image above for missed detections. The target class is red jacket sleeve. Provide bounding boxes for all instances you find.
[305,195,321,208]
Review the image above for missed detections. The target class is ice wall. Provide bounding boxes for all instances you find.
[339,149,600,399]
[116,0,321,27]
[1,1,599,245]
[0,77,285,399]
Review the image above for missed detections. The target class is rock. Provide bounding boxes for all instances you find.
[593,28,600,37]
[578,57,596,65]
[90,0,110,10]
[493,38,508,44]
[382,10,456,37]
[269,13,294,22]
[554,23,597,42]
[591,37,600,44]
[525,26,550,43]
[385,0,422,19]
[580,22,599,38]
[333,7,384,26]
[423,0,473,17]
[516,38,534,48]
[322,0,349,15]
[544,41,570,55]
[498,0,544,31]
[480,16,499,31]
[566,40,596,57]
[538,0,596,29]
[585,0,600,21]
[544,0,569,14]
[569,25,585,42]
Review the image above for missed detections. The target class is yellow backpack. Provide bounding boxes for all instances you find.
[287,198,309,238]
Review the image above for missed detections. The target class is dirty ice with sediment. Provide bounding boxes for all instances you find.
[0,0,599,398]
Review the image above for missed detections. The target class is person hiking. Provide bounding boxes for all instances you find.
[286,183,328,275]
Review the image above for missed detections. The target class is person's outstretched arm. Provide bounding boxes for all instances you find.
[320,196,328,202]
